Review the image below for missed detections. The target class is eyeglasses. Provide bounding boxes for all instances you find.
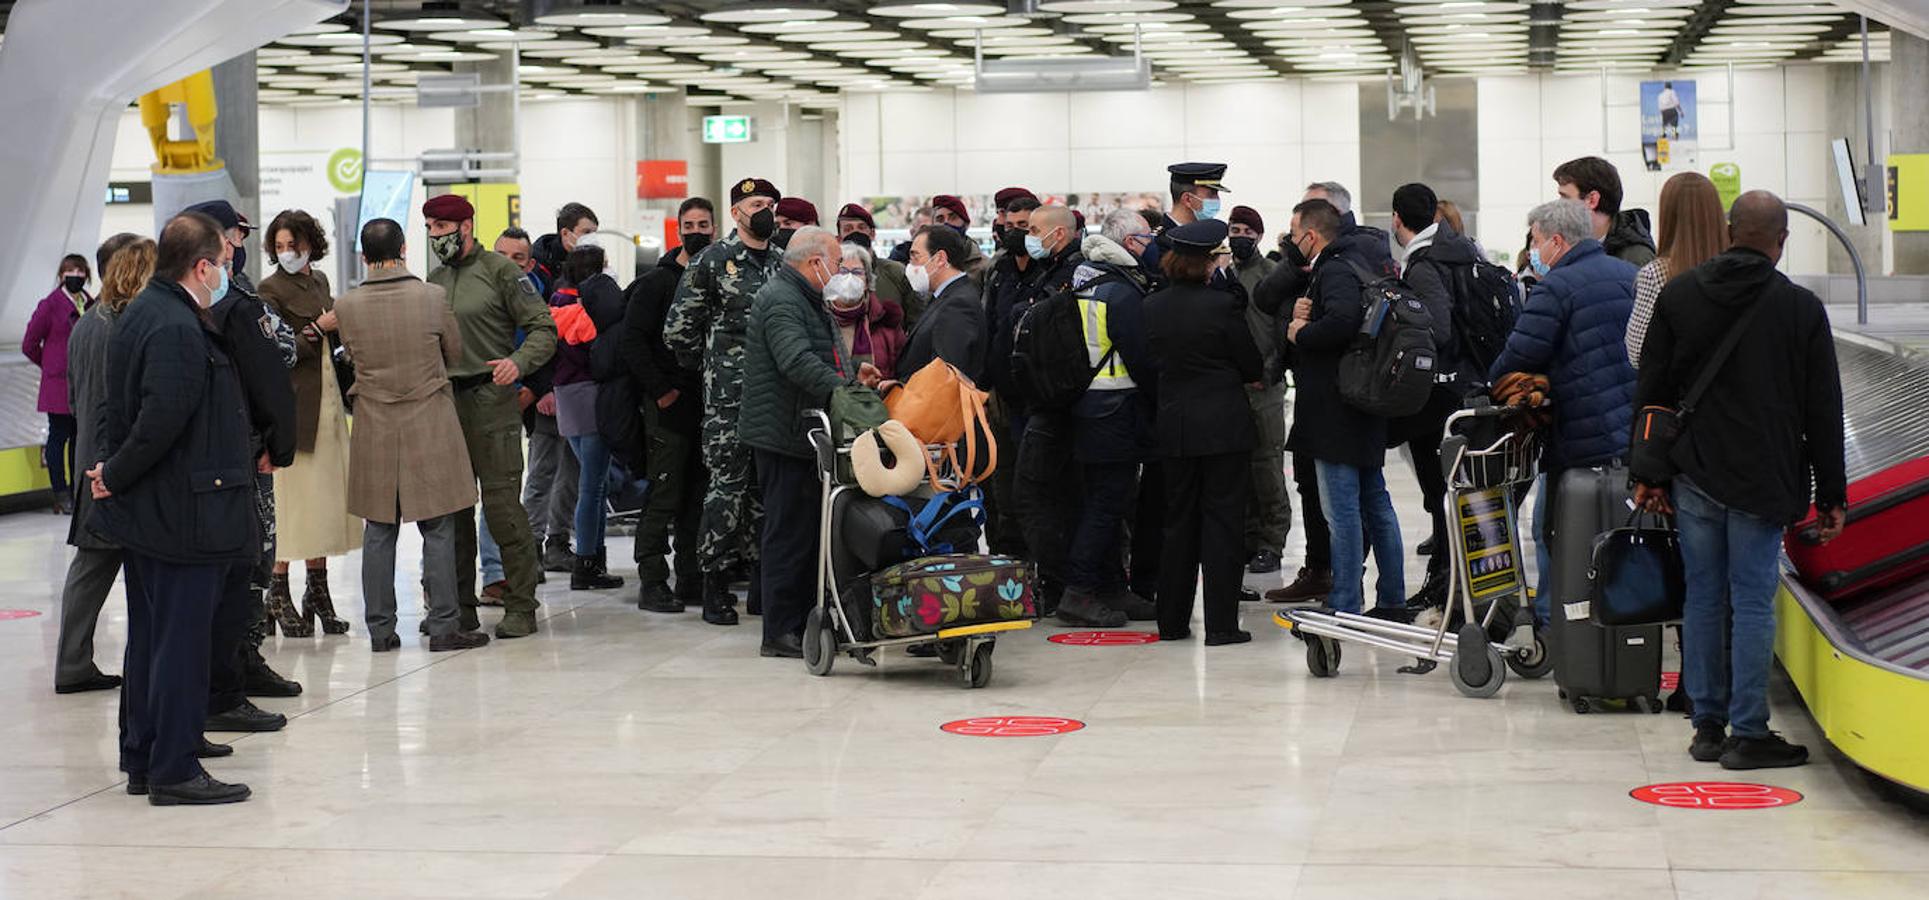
[837,266,866,276]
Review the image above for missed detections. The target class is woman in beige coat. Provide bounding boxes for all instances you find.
[334,219,485,650]
[258,209,363,635]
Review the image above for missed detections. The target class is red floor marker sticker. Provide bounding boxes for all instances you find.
[1660,671,1680,692]
[940,716,1086,737]
[0,610,41,621]
[1630,782,1804,810]
[1047,631,1159,646]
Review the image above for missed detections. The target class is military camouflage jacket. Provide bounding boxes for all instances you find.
[661,234,783,411]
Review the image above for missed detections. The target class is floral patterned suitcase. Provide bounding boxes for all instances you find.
[870,554,1036,639]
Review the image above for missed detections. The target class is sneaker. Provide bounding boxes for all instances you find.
[1719,733,1809,770]
[1264,567,1332,604]
[1098,589,1158,622]
[1056,590,1127,628]
[1689,722,1730,763]
[1247,550,1282,574]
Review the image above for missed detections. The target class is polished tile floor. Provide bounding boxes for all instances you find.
[2,455,1926,900]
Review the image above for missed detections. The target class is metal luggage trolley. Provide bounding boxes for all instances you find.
[798,410,1031,688]
[1276,401,1552,697]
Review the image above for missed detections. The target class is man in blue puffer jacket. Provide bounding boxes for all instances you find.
[1489,198,1637,624]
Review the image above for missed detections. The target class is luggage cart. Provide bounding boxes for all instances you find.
[798,410,1030,688]
[1276,402,1551,697]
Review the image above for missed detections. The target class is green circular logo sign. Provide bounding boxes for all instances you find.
[327,148,364,194]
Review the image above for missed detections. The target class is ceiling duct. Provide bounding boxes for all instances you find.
[1387,41,1435,121]
[1527,0,1563,69]
[1007,0,1040,15]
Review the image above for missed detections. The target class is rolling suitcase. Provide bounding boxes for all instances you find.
[1549,466,1664,714]
[1784,457,1929,603]
[871,554,1036,638]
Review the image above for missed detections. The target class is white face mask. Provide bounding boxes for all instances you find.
[824,271,866,306]
[278,251,309,274]
[906,263,931,295]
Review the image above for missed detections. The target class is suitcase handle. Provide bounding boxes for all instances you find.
[1796,478,1929,544]
[1817,541,1929,592]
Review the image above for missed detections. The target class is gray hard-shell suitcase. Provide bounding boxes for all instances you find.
[1548,465,1665,714]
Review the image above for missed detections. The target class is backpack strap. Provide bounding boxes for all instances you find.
[1680,297,1767,416]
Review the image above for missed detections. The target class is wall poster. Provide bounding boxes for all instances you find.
[1640,80,1697,172]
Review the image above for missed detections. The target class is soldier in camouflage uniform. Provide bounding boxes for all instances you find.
[662,177,784,626]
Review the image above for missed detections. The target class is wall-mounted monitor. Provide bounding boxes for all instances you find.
[1832,137,1867,227]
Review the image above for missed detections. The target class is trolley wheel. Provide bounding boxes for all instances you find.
[1571,697,1594,714]
[1633,694,1665,715]
[803,607,836,677]
[1449,623,1507,698]
[1305,636,1341,678]
[961,640,994,689]
[1506,629,1555,680]
[936,638,966,666]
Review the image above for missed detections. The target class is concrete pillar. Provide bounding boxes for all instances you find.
[452,52,517,166]
[1825,61,1887,276]
[212,52,261,282]
[1893,30,1929,273]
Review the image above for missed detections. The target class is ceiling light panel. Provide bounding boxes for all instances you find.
[868,2,1006,16]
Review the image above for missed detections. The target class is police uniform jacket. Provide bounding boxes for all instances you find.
[1143,280,1262,459]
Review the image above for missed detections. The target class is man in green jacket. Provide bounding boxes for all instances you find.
[423,193,558,639]
[742,226,881,658]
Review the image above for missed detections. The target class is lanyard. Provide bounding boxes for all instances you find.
[68,291,86,317]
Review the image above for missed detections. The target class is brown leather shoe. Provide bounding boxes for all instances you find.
[429,631,492,652]
[1264,567,1333,603]
[479,581,506,606]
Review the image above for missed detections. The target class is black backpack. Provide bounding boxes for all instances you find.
[1447,259,1521,382]
[1009,271,1129,410]
[1336,260,1438,418]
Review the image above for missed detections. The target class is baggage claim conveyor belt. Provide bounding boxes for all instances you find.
[1776,334,1929,799]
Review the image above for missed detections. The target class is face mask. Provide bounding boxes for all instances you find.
[906,263,931,295]
[430,231,464,264]
[843,231,872,251]
[277,251,309,274]
[771,227,796,250]
[745,207,777,241]
[1283,234,1310,269]
[1229,236,1257,261]
[1529,246,1550,278]
[1024,232,1054,260]
[1000,229,1028,258]
[198,260,229,307]
[947,222,969,237]
[824,271,866,306]
[680,232,711,257]
[1196,196,1221,220]
[62,274,86,294]
[992,222,1007,240]
[230,244,247,275]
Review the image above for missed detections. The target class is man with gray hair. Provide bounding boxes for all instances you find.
[741,225,880,657]
[1488,197,1638,626]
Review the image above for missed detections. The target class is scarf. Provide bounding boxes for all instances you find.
[831,298,871,357]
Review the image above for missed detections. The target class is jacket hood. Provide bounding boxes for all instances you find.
[533,233,568,269]
[1604,209,1655,254]
[1691,246,1781,308]
[1081,233,1140,270]
[1410,222,1480,266]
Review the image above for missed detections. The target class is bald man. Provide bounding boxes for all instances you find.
[1632,189,1845,771]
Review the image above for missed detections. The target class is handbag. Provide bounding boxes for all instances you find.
[883,359,996,491]
[1628,300,1763,484]
[1588,509,1687,626]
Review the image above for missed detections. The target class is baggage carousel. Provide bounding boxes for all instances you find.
[1776,332,1929,799]
[0,358,54,505]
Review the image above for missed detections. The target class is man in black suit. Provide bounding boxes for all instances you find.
[895,225,988,384]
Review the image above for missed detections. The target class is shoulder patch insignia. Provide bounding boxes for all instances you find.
[518,275,538,297]
[257,312,276,341]
[725,259,738,277]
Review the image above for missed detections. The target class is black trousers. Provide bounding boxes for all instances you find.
[207,564,255,716]
[755,449,821,643]
[1293,449,1331,570]
[1157,452,1250,638]
[1014,413,1080,592]
[120,553,227,785]
[45,413,76,495]
[1130,461,1165,596]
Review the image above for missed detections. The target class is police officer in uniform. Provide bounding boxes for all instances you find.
[663,177,785,626]
[423,193,558,640]
[1139,162,1230,282]
[1143,219,1263,646]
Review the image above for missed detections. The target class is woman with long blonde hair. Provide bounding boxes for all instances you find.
[1627,172,1729,368]
[53,233,151,694]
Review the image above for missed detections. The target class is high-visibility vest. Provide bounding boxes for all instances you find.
[1075,294,1135,391]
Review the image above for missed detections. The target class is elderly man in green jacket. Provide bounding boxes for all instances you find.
[742,226,883,659]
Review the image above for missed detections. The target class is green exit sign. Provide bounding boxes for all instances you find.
[703,115,753,144]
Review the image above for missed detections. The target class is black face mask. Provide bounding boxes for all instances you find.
[1230,236,1258,261]
[62,274,86,294]
[1000,229,1028,258]
[770,227,796,250]
[231,244,247,275]
[1282,235,1309,269]
[746,207,777,241]
[947,222,969,237]
[680,232,711,257]
[992,222,1007,240]
[843,231,873,250]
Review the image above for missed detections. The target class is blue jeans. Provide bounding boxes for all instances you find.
[1675,477,1784,737]
[478,513,504,584]
[1532,474,1551,627]
[568,433,612,557]
[1315,461,1405,614]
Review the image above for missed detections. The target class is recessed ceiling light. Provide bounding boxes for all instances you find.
[374,7,504,32]
[1083,21,1212,33]
[896,15,1035,30]
[741,20,866,34]
[296,61,410,74]
[869,3,1005,16]
[429,28,556,44]
[278,32,404,48]
[630,35,753,49]
[514,41,604,56]
[702,5,838,23]
[585,25,710,40]
[820,41,934,53]
[1214,0,1354,7]
[532,8,672,28]
[1062,11,1197,25]
[777,30,902,43]
[700,48,815,63]
[1039,0,1178,12]
[1565,9,1695,21]
[601,63,711,75]
[1395,1,1530,13]
[388,49,498,63]
[934,26,1055,38]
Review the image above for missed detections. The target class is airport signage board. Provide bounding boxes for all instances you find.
[702,115,752,144]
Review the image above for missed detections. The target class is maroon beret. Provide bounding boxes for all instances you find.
[422,193,475,222]
[1072,209,1086,233]
[730,177,781,206]
[836,202,875,229]
[775,197,819,225]
[931,194,969,226]
[1229,204,1264,234]
[994,186,1037,210]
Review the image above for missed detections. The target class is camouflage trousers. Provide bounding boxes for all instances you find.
[697,419,762,575]
[246,471,276,647]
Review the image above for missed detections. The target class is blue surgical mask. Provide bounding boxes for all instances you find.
[1528,246,1549,278]
[1024,232,1051,260]
[206,262,231,305]
[1197,196,1222,220]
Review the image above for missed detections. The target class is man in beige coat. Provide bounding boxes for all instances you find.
[335,219,488,652]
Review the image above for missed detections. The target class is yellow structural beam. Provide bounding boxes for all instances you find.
[139,70,223,175]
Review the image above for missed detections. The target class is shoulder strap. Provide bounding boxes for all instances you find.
[1680,298,1766,414]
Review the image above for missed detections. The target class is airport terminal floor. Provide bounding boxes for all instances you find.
[2,458,1926,900]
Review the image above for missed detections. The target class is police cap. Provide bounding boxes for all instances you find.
[1166,218,1231,256]
[1167,161,1229,193]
